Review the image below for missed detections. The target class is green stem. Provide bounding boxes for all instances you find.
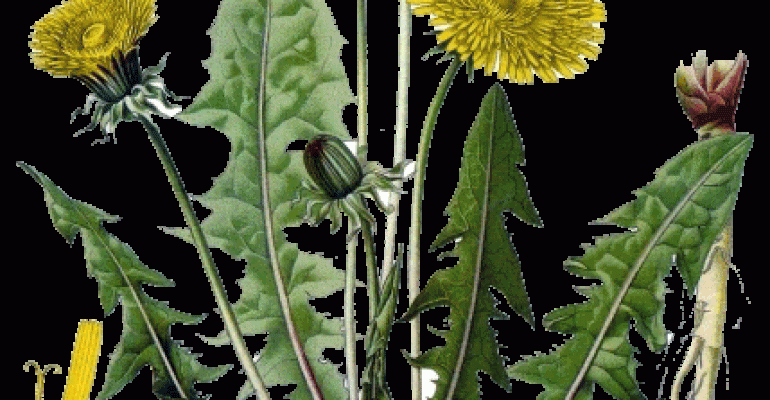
[345,221,359,400]
[349,1,367,400]
[138,115,271,400]
[362,219,380,318]
[356,0,368,160]
[407,56,462,400]
[361,217,379,400]
[372,4,408,396]
[381,0,411,298]
[355,0,376,331]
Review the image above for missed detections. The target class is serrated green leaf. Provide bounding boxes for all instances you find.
[173,0,353,399]
[399,83,541,400]
[509,134,753,399]
[17,162,229,400]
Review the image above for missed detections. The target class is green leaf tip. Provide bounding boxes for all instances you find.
[18,162,230,400]
[428,82,541,254]
[400,83,541,400]
[18,161,118,243]
[511,133,752,399]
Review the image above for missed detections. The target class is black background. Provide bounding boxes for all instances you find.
[13,1,762,399]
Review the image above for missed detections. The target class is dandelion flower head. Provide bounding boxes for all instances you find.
[408,0,606,83]
[30,0,157,77]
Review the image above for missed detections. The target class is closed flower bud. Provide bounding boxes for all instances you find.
[675,51,747,137]
[303,135,363,199]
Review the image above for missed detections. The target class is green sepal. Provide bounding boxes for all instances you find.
[421,44,446,61]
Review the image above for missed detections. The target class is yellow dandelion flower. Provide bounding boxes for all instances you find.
[30,0,157,78]
[29,0,182,142]
[408,0,606,83]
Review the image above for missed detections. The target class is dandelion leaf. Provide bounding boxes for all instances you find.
[173,0,354,398]
[509,134,753,399]
[17,162,229,400]
[399,83,542,400]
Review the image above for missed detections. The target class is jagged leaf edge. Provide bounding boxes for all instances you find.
[398,83,541,400]
[508,134,753,399]
[17,162,230,400]
[173,0,354,399]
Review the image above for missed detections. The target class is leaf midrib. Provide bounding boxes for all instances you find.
[254,3,322,399]
[73,197,187,398]
[445,92,497,399]
[565,136,748,398]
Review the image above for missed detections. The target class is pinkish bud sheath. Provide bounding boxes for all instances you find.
[675,51,747,136]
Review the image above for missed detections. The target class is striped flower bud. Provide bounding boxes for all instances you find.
[303,134,363,199]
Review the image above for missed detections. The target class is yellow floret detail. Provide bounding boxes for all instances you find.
[62,320,103,400]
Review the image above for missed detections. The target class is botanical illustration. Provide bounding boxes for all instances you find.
[509,51,750,400]
[20,1,752,400]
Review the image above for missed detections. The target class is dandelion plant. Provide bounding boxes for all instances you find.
[28,0,267,397]
[401,1,605,398]
[21,1,756,400]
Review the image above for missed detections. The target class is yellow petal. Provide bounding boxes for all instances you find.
[62,320,103,400]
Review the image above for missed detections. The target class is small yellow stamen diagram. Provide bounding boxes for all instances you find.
[23,319,103,400]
